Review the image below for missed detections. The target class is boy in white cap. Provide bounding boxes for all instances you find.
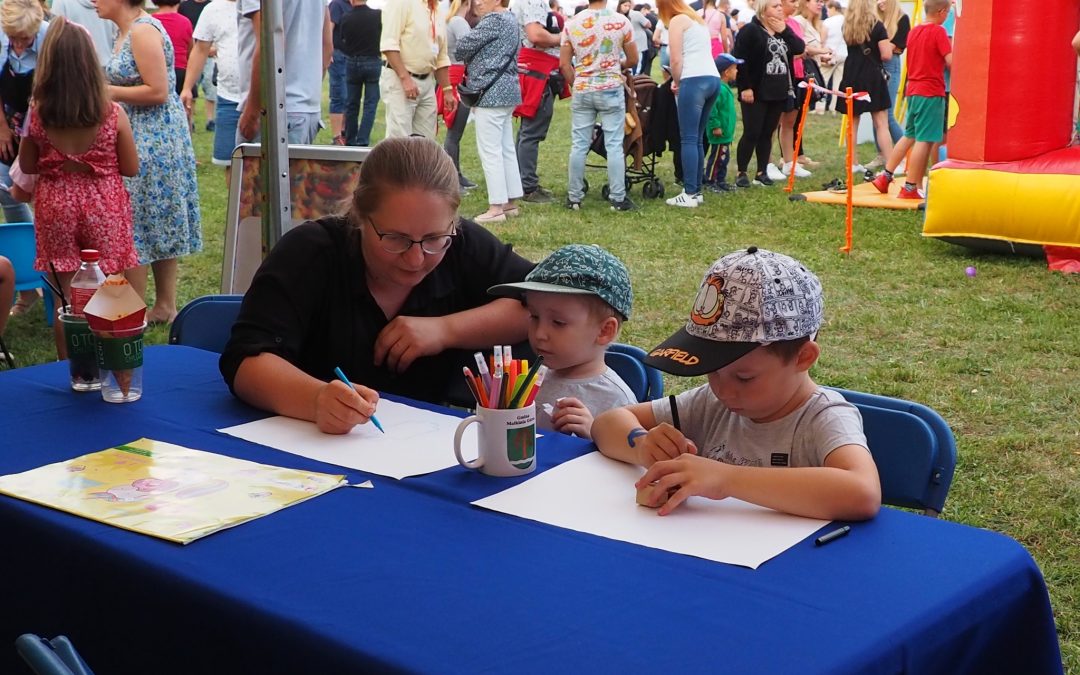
[593,247,881,520]
[489,244,636,439]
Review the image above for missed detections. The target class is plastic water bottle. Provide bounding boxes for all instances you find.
[70,249,106,316]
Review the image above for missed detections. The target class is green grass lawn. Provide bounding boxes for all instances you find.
[4,96,1079,670]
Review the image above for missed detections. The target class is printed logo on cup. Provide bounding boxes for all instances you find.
[506,417,536,470]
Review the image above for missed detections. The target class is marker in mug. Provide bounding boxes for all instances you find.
[333,366,385,433]
[815,525,851,547]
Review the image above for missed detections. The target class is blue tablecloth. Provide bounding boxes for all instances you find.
[0,347,1063,674]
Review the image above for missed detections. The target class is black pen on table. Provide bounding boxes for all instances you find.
[669,394,681,431]
[815,525,851,547]
[333,366,385,433]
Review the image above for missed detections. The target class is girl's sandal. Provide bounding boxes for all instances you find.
[9,298,35,316]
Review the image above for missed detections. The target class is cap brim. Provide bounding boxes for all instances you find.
[643,326,760,376]
[487,281,599,300]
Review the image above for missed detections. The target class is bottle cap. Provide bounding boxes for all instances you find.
[79,249,102,262]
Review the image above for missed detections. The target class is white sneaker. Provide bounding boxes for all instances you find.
[851,163,865,174]
[782,161,811,178]
[766,163,785,181]
[695,193,704,204]
[666,191,699,208]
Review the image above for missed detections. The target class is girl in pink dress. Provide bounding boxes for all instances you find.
[16,18,139,356]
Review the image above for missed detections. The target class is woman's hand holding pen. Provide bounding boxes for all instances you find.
[315,379,379,435]
[636,454,728,516]
[632,423,696,467]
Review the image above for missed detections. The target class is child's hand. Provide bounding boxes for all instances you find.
[635,453,729,516]
[632,423,696,467]
[711,128,722,137]
[551,397,594,439]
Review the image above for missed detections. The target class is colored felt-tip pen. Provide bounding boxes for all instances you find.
[814,525,851,547]
[333,366,385,434]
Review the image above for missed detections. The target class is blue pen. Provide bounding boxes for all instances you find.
[333,366,385,434]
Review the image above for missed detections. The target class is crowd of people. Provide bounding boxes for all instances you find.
[1,0,202,358]
[306,0,928,212]
[1,0,955,348]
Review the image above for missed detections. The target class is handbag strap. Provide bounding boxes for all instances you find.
[489,48,519,87]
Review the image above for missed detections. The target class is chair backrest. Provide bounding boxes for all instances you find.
[15,634,95,675]
[0,222,55,325]
[605,343,664,403]
[827,387,957,516]
[168,294,244,353]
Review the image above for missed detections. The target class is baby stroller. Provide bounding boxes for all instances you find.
[583,74,666,201]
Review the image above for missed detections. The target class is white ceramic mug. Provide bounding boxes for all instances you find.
[454,404,537,477]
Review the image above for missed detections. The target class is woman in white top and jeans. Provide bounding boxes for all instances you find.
[659,0,720,207]
[455,0,523,223]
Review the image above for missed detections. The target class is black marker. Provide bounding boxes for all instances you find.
[669,394,681,431]
[815,525,851,547]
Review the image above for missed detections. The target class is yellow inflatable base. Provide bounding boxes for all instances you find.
[793,181,924,210]
[923,167,1080,247]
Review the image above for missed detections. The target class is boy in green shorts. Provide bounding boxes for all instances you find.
[870,0,953,201]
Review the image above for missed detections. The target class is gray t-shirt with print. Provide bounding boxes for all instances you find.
[651,385,868,468]
[535,367,637,431]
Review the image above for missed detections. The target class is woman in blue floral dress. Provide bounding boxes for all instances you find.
[100,0,201,324]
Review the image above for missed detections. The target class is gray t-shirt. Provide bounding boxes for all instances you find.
[446,15,470,65]
[651,385,868,468]
[535,367,637,431]
[236,0,324,114]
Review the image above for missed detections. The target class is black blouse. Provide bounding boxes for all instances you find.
[220,216,535,406]
[890,14,911,53]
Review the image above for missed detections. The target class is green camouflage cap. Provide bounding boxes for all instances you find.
[488,244,633,320]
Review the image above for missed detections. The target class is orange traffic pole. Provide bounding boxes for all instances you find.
[786,78,815,194]
[841,87,855,254]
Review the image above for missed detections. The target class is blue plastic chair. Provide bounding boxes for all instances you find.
[15,634,95,675]
[827,387,957,517]
[605,342,664,403]
[168,294,244,353]
[0,222,55,326]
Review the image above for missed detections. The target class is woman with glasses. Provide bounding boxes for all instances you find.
[221,137,535,434]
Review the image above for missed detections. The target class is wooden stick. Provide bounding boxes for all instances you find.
[841,87,855,254]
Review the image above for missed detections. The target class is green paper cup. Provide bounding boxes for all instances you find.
[93,322,146,403]
[58,310,101,392]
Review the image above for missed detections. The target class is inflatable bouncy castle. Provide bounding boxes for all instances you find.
[922,0,1080,253]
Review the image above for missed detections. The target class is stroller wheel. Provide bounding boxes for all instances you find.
[625,176,633,191]
[582,178,590,195]
[601,184,611,201]
[643,179,663,199]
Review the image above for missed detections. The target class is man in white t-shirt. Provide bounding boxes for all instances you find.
[181,0,241,172]
[51,0,117,65]
[235,0,332,145]
[514,0,562,204]
[561,0,638,211]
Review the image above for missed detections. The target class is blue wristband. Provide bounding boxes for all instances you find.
[627,427,648,447]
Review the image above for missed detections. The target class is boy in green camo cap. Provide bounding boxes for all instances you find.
[489,244,636,439]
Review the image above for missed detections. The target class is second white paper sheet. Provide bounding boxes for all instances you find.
[218,399,472,479]
[474,452,829,569]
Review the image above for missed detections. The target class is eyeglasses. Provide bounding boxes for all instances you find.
[366,216,458,255]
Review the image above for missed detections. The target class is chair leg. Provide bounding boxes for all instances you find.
[0,333,13,368]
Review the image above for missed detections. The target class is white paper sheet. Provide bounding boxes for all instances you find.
[473,452,829,569]
[218,400,473,479]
